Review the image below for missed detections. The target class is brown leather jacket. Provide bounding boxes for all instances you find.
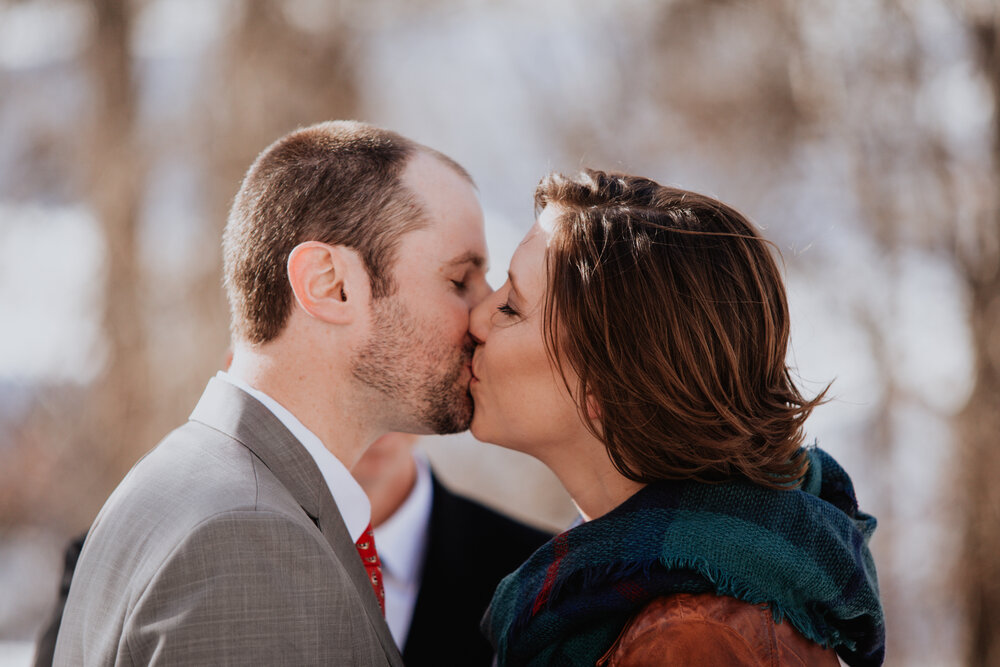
[597,593,841,666]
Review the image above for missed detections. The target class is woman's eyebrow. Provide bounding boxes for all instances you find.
[508,271,522,298]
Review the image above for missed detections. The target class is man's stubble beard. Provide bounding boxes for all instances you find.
[351,295,474,434]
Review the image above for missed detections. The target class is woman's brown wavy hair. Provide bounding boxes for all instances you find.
[536,169,827,489]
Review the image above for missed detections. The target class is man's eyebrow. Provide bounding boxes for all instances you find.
[445,251,487,269]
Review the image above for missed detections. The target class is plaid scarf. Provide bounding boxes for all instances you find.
[483,447,884,666]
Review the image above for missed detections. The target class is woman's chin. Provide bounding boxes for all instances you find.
[470,419,529,458]
[468,412,488,443]
[469,411,505,448]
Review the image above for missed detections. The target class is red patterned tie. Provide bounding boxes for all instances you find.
[355,523,385,615]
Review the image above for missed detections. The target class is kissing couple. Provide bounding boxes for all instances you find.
[53,122,884,666]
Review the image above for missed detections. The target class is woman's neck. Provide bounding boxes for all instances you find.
[541,436,646,521]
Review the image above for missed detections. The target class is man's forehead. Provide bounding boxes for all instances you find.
[444,250,487,270]
[395,224,488,277]
[402,150,476,198]
[399,151,487,271]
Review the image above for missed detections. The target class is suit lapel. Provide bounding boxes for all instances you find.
[189,378,402,666]
[315,483,402,665]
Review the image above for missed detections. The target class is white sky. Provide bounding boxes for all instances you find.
[0,203,105,383]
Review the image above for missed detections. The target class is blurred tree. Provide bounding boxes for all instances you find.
[958,8,1000,665]
[85,0,150,494]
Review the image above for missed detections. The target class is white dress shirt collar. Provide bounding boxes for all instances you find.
[216,371,372,543]
[375,452,432,583]
[374,452,433,646]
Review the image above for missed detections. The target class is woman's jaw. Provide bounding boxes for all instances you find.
[465,212,644,519]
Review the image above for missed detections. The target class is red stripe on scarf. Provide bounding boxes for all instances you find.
[614,578,645,603]
[532,532,569,615]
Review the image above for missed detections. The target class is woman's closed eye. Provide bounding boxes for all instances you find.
[497,302,518,316]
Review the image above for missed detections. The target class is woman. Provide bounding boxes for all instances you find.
[469,170,884,666]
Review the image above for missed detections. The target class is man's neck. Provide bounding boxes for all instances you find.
[365,455,418,528]
[228,346,383,470]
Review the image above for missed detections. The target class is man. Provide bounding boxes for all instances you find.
[53,121,491,665]
[354,434,552,667]
[37,434,552,667]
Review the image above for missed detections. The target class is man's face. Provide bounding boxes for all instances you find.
[351,152,490,434]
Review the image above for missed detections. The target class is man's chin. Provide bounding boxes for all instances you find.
[424,392,473,435]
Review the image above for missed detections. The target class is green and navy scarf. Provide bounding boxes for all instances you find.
[483,447,884,666]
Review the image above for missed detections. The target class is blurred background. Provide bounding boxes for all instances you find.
[0,0,997,664]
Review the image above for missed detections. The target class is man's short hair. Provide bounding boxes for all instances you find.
[223,120,472,344]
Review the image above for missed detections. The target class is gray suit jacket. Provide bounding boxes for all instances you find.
[53,378,403,666]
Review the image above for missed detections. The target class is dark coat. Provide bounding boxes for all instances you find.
[402,476,552,667]
[33,535,84,667]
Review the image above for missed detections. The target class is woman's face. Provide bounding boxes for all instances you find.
[468,206,589,456]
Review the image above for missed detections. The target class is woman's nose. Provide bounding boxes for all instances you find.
[469,291,493,345]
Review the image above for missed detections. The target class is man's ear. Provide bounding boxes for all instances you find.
[287,241,366,324]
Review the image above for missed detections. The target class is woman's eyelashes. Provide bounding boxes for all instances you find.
[450,279,467,292]
[497,301,518,316]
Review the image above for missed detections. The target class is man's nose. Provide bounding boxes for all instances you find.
[470,279,493,307]
[468,292,492,345]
